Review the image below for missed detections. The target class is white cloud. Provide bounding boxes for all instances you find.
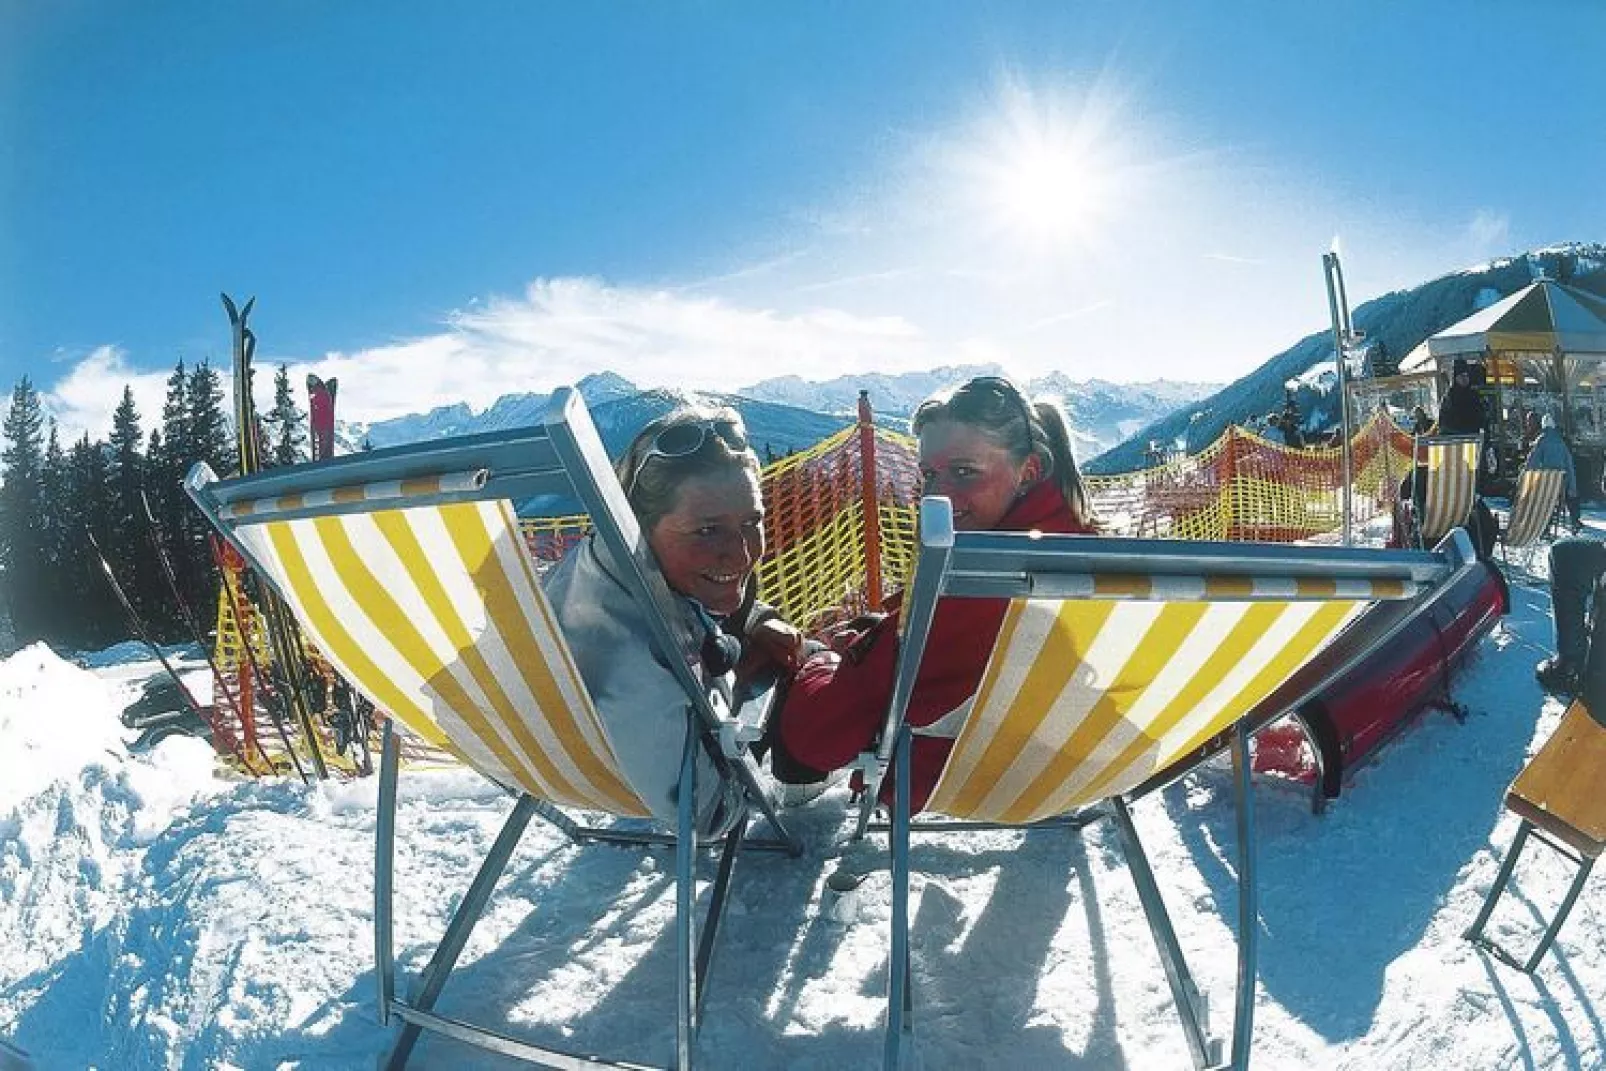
[287,277,939,423]
[42,280,957,434]
[41,346,176,446]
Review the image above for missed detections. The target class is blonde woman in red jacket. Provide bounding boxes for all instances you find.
[771,376,1098,812]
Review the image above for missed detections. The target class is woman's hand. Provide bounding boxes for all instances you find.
[748,617,807,673]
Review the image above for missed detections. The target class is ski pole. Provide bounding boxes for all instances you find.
[86,528,258,773]
[215,536,310,784]
[139,491,272,774]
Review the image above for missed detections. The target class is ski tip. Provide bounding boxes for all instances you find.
[241,296,256,319]
[220,293,239,320]
[306,373,322,391]
[327,378,338,399]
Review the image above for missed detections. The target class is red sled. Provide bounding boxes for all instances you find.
[1253,554,1509,811]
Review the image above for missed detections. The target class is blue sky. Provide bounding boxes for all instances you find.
[3,3,1603,438]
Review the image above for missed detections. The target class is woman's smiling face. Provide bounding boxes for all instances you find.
[647,466,765,614]
[918,418,1040,531]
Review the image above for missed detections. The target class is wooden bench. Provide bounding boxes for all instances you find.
[1464,699,1606,972]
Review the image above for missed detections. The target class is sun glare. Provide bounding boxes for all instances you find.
[959,78,1133,250]
[995,142,1104,237]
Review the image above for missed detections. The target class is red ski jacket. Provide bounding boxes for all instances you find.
[777,479,1091,812]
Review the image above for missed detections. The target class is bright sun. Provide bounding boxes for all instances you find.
[994,143,1104,238]
[962,79,1128,249]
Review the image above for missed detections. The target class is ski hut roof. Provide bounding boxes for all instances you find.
[1401,279,1606,371]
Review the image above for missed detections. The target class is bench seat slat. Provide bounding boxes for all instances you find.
[1507,700,1606,859]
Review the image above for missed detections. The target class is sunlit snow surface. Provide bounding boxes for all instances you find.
[1,531,1603,1069]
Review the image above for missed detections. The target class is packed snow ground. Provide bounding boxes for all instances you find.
[2,546,1604,1069]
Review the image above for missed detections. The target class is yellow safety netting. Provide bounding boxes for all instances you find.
[1085,412,1412,544]
[517,410,1415,635]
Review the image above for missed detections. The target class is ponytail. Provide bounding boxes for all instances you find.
[1028,400,1096,530]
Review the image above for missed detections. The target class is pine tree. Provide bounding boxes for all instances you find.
[145,361,193,611]
[182,359,233,622]
[105,385,164,635]
[37,422,69,641]
[0,378,47,643]
[262,363,307,467]
[147,361,189,541]
[65,433,117,648]
[186,361,232,475]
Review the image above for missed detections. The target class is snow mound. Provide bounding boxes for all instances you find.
[0,644,136,813]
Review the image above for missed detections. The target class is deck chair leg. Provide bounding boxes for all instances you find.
[1112,795,1221,1070]
[1464,821,1531,948]
[675,723,699,1070]
[375,723,400,1027]
[1226,721,1258,1071]
[1525,855,1595,972]
[884,724,915,1071]
[1465,821,1597,973]
[695,815,748,1018]
[385,793,539,1070]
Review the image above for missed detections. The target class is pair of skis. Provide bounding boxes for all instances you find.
[221,294,365,781]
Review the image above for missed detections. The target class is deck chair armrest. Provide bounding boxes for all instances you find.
[719,685,774,757]
[852,750,884,787]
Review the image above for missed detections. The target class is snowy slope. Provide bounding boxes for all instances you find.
[1,543,1604,1069]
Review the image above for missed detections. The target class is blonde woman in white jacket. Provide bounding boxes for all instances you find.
[543,405,805,834]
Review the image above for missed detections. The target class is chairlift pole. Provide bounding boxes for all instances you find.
[1323,252,1355,546]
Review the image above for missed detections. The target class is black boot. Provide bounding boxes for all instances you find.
[1536,656,1580,695]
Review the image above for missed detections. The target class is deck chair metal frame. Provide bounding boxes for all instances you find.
[859,498,1473,1071]
[1499,466,1566,574]
[1465,698,1606,973]
[1410,432,1483,549]
[186,386,801,1070]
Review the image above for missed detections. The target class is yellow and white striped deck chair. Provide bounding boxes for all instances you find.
[185,386,799,1071]
[1413,433,1483,547]
[1501,466,1566,568]
[865,497,1472,1071]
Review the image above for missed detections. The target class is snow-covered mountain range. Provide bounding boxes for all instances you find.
[344,368,1220,467]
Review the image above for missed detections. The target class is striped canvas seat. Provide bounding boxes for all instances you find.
[1504,467,1566,550]
[226,496,651,816]
[1416,433,1482,546]
[865,497,1472,1071]
[187,387,797,1071]
[926,586,1388,824]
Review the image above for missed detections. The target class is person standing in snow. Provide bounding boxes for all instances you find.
[767,375,1098,813]
[1524,411,1579,532]
[543,405,806,834]
[1536,534,1606,697]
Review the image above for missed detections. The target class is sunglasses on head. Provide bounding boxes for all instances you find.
[625,417,748,493]
[923,376,1036,445]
